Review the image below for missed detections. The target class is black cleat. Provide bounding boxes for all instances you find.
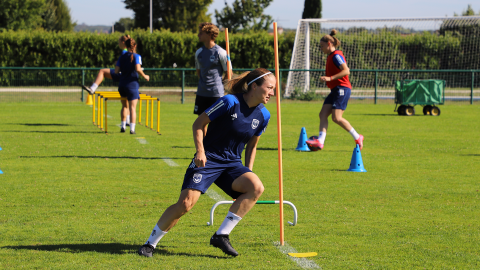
[126,123,130,126]
[120,127,126,133]
[130,130,136,134]
[81,84,95,95]
[138,243,154,257]
[210,233,239,257]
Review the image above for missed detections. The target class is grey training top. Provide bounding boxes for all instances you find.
[195,45,230,97]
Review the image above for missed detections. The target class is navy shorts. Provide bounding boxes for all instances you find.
[109,69,121,81]
[118,86,140,101]
[324,86,351,110]
[182,155,251,199]
[194,95,220,115]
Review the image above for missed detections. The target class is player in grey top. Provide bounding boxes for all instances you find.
[194,23,232,117]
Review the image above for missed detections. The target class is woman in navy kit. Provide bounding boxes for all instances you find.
[138,68,275,258]
[306,29,364,150]
[115,38,149,134]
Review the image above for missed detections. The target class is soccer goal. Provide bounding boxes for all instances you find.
[285,17,480,101]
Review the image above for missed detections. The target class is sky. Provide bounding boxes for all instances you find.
[66,0,478,29]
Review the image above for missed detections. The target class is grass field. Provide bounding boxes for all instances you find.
[0,101,479,269]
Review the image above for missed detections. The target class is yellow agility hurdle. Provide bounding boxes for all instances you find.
[92,92,152,127]
[103,96,160,135]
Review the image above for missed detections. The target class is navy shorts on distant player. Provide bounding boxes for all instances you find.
[324,86,351,110]
[110,69,121,81]
[182,154,251,199]
[118,86,140,101]
[194,95,220,115]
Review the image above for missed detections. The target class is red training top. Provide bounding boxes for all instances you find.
[325,50,352,89]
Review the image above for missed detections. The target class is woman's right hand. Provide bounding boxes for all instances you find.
[144,74,150,81]
[194,151,207,168]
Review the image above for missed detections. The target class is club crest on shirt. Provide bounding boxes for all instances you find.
[193,173,202,183]
[231,113,237,120]
[210,55,216,62]
[251,119,259,129]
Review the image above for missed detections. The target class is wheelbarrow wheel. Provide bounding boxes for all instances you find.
[430,106,441,116]
[423,105,432,115]
[405,106,415,116]
[398,105,406,115]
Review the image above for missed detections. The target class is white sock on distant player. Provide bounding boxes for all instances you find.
[126,115,130,124]
[318,131,326,144]
[145,224,167,248]
[121,121,126,129]
[349,128,360,140]
[216,211,242,235]
[90,83,98,92]
[130,123,136,132]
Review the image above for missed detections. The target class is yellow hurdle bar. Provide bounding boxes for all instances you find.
[157,99,160,134]
[150,99,154,130]
[92,93,96,124]
[146,98,149,127]
[105,98,108,134]
[93,93,151,127]
[139,99,142,125]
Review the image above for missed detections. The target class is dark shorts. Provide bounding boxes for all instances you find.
[118,86,140,101]
[194,95,220,115]
[182,155,251,199]
[109,69,121,81]
[324,86,351,110]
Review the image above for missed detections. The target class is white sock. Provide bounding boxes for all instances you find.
[90,83,98,92]
[318,131,326,144]
[130,123,136,131]
[126,115,130,124]
[349,128,360,140]
[121,121,126,128]
[145,224,167,248]
[216,211,242,235]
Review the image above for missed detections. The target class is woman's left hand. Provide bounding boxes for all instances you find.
[320,76,331,82]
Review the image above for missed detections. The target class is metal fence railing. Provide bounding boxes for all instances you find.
[0,67,478,104]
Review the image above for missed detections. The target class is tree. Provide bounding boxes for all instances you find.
[302,0,321,19]
[114,17,134,32]
[123,0,212,32]
[0,0,45,31]
[454,4,479,16]
[214,0,274,33]
[42,0,75,31]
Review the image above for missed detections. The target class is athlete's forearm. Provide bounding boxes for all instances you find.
[192,128,205,153]
[136,66,149,80]
[331,67,350,80]
[244,144,257,170]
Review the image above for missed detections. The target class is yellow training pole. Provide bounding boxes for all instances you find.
[150,99,154,130]
[157,99,160,134]
[100,96,104,130]
[225,28,232,80]
[105,98,108,134]
[97,94,101,127]
[146,98,149,127]
[273,22,285,246]
[139,99,142,125]
[92,93,96,124]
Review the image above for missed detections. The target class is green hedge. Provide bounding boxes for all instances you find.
[0,29,295,69]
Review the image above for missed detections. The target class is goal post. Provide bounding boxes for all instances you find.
[285,16,480,100]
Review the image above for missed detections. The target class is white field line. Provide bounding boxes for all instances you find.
[135,137,148,144]
[205,189,227,202]
[162,158,179,167]
[274,241,321,269]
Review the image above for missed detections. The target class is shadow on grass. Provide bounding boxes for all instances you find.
[10,123,72,126]
[171,146,195,149]
[257,147,289,151]
[460,154,480,156]
[2,130,98,134]
[353,114,399,116]
[19,155,191,160]
[1,243,230,258]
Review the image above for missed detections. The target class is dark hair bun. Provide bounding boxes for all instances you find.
[330,29,338,36]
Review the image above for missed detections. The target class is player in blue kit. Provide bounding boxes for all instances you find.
[138,68,275,258]
[194,23,232,134]
[115,37,149,134]
[82,34,133,125]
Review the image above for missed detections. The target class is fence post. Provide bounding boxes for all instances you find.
[374,70,378,104]
[471,71,474,105]
[181,69,185,104]
[81,69,85,102]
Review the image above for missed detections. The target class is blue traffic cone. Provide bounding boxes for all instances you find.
[0,169,3,174]
[347,144,367,172]
[295,127,311,151]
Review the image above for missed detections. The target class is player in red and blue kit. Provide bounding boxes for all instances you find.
[306,29,364,151]
[138,68,275,258]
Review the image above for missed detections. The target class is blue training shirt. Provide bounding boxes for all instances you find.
[203,93,270,162]
[195,45,230,97]
[116,52,142,89]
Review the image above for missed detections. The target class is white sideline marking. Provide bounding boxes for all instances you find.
[107,115,112,118]
[274,242,321,269]
[135,137,148,144]
[206,189,226,202]
[162,158,179,167]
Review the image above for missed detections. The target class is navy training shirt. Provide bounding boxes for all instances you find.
[203,93,270,162]
[116,52,142,89]
[195,45,230,97]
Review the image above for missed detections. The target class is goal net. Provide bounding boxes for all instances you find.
[285,17,480,101]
